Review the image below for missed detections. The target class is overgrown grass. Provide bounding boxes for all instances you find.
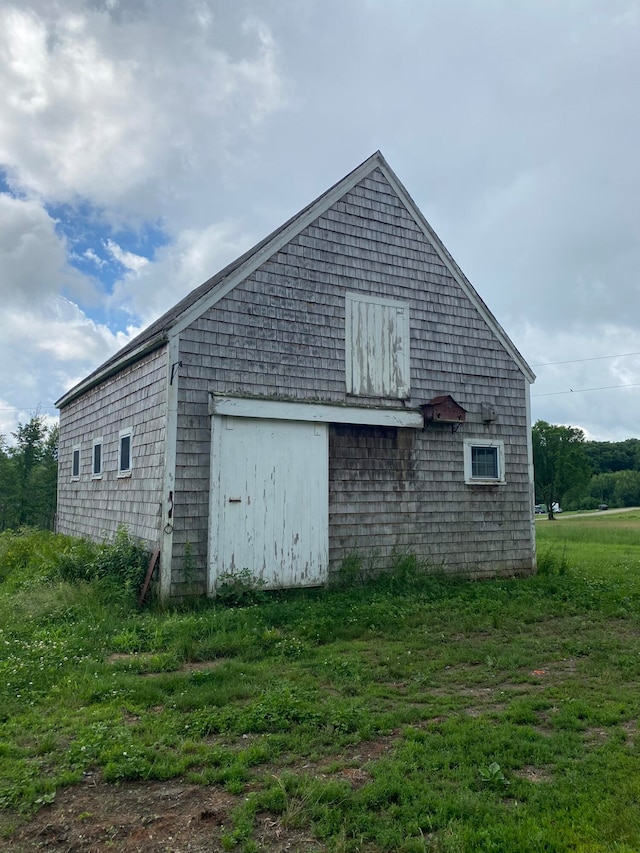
[1,523,640,850]
[536,509,640,581]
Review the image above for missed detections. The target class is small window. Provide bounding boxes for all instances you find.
[118,428,132,477]
[464,439,505,485]
[71,445,81,480]
[92,437,103,479]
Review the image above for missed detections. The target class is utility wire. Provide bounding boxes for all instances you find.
[532,351,640,367]
[532,382,640,398]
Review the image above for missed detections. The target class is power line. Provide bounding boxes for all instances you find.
[532,382,640,398]
[532,351,640,367]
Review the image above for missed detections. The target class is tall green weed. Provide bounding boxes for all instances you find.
[0,527,150,606]
[57,526,149,592]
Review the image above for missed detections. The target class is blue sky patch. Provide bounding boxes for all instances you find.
[47,198,170,282]
[42,198,171,329]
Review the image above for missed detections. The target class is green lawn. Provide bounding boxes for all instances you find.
[1,522,640,851]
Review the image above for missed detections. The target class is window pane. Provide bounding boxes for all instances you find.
[93,443,101,474]
[471,446,498,479]
[120,435,131,472]
[72,450,80,478]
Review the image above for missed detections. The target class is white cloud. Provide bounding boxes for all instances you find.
[0,192,76,303]
[0,191,136,437]
[109,220,254,325]
[0,295,138,437]
[0,2,287,218]
[82,248,106,267]
[104,239,149,274]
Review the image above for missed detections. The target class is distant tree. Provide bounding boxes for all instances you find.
[0,415,59,532]
[0,434,14,530]
[589,472,618,508]
[612,469,640,508]
[584,438,640,475]
[532,421,591,520]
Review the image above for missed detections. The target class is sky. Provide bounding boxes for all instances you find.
[1,0,640,443]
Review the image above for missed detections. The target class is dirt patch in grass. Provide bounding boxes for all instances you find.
[107,654,231,674]
[249,733,397,790]
[621,718,637,747]
[4,736,405,850]
[513,765,553,783]
[180,660,232,672]
[2,780,322,852]
[583,727,609,747]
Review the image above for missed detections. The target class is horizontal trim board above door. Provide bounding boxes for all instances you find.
[209,395,424,428]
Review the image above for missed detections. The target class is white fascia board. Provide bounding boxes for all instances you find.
[209,396,424,428]
[171,157,386,336]
[377,161,536,385]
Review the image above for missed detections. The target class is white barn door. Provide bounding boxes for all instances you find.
[209,416,328,592]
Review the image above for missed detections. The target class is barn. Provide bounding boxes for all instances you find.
[55,151,537,598]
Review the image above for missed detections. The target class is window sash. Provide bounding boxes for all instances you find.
[464,439,505,484]
[471,446,499,479]
[119,433,131,474]
[72,448,80,479]
[92,440,102,477]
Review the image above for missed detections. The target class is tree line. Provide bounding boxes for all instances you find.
[533,421,640,518]
[0,415,58,532]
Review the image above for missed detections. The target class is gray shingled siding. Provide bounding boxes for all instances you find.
[169,396,210,596]
[328,421,532,579]
[56,346,167,548]
[171,168,534,594]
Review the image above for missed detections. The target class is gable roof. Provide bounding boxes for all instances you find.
[56,151,534,408]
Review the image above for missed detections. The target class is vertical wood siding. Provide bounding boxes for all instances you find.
[57,346,167,548]
[169,167,534,594]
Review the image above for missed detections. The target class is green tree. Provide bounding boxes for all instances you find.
[532,421,591,520]
[0,433,16,530]
[589,471,618,507]
[0,415,59,532]
[584,438,640,475]
[611,469,640,507]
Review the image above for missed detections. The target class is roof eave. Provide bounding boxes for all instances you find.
[55,333,168,409]
[170,151,388,336]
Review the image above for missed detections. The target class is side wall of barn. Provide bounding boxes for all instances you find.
[57,346,168,548]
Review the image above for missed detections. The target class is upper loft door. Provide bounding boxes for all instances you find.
[209,415,328,592]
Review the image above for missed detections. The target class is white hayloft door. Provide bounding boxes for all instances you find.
[209,416,328,592]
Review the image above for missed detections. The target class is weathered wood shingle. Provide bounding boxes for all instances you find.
[57,346,167,547]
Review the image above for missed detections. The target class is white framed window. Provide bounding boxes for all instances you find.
[345,292,410,398]
[463,439,505,485]
[92,437,103,479]
[118,428,132,477]
[71,445,81,480]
